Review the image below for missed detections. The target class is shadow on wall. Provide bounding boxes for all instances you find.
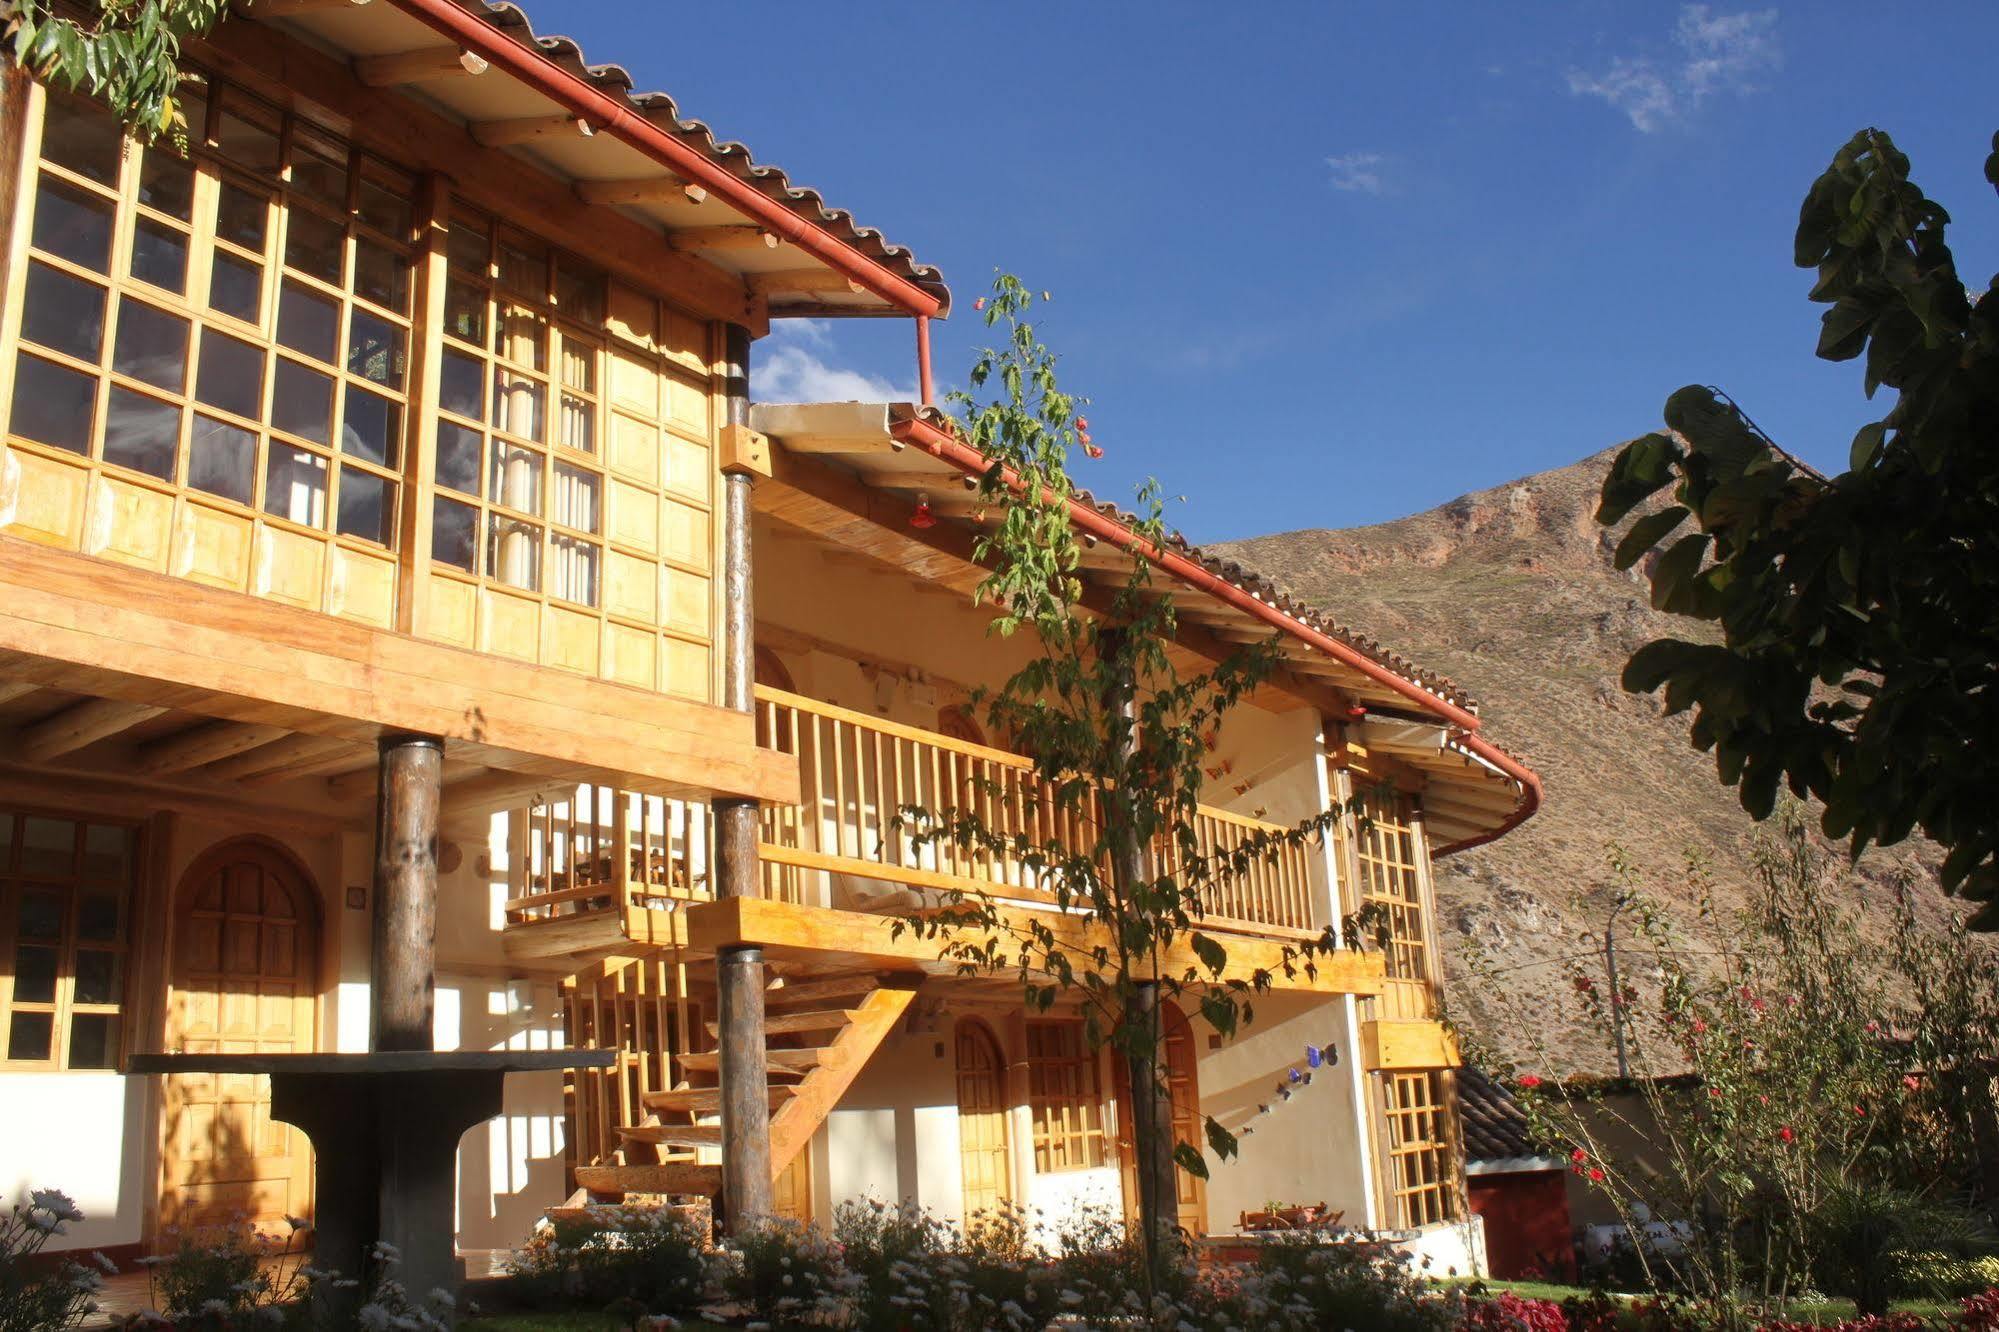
[446,976,569,1252]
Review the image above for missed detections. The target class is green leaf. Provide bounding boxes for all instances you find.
[1849,421,1887,471]
[1612,505,1690,571]
[1173,1141,1210,1181]
[1190,932,1227,976]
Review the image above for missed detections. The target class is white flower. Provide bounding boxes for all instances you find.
[30,1188,84,1224]
[357,1305,395,1332]
[91,1250,117,1275]
[427,1288,455,1309]
[285,1214,312,1232]
[200,1299,232,1315]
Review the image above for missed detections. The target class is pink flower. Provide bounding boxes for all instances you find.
[1075,416,1089,430]
[1587,1167,1606,1183]
[1866,1021,1882,1034]
[1691,1018,1708,1034]
[974,297,987,311]
[1518,1074,1543,1090]
[1778,1126,1795,1144]
[1571,1148,1588,1164]
[1903,1074,1923,1093]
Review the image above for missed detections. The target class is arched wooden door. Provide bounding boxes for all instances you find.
[954,1019,1013,1221]
[1115,1004,1207,1236]
[160,842,320,1234]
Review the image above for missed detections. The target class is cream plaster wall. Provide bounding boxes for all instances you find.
[0,1071,149,1250]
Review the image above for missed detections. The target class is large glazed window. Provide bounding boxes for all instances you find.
[0,812,137,1070]
[1351,791,1431,985]
[1382,1070,1459,1227]
[1026,1019,1107,1172]
[4,88,413,622]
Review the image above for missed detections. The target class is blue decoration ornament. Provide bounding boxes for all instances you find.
[1288,1068,1302,1084]
[1306,1045,1324,1069]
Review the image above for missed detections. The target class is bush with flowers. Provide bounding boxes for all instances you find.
[502,1202,707,1318]
[0,1188,110,1332]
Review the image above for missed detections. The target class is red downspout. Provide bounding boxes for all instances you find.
[385,0,946,320]
[915,316,935,406]
[888,413,1544,843]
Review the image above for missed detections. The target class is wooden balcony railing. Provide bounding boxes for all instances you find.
[752,685,1323,938]
[502,688,1328,940]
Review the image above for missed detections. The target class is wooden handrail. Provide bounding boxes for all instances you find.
[751,683,1036,771]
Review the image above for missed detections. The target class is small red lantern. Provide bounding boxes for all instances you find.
[909,493,937,529]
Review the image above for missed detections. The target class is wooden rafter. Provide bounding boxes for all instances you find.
[748,269,865,298]
[354,45,489,87]
[575,175,707,207]
[201,734,354,783]
[133,722,292,776]
[15,698,165,761]
[252,0,370,16]
[668,225,778,251]
[0,681,40,707]
[471,115,595,148]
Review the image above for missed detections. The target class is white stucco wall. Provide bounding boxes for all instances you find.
[0,1071,150,1250]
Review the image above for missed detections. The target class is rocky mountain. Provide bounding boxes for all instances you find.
[1213,447,1941,1073]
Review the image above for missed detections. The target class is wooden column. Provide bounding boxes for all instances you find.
[371,733,443,1052]
[712,324,773,1229]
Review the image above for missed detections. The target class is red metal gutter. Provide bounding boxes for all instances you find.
[889,413,1544,843]
[915,316,935,405]
[385,0,946,320]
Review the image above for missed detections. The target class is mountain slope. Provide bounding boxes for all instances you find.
[1213,447,1935,1070]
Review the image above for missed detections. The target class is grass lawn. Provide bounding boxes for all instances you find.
[464,1318,732,1331]
[1453,1278,1953,1324]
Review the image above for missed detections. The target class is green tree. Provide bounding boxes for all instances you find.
[1597,128,1999,921]
[4,0,230,141]
[895,274,1345,1289]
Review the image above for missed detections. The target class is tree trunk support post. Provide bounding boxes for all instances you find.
[713,323,774,1231]
[372,732,443,1053]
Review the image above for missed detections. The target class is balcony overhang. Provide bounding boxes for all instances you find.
[0,538,799,812]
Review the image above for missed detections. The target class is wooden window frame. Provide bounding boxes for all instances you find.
[0,807,142,1072]
[1351,789,1431,985]
[1026,1018,1108,1173]
[1380,1069,1460,1229]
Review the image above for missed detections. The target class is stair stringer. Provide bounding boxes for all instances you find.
[765,977,922,1180]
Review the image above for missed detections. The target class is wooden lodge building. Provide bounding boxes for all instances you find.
[0,0,1540,1276]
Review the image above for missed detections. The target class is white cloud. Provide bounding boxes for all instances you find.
[754,330,914,404]
[1568,5,1780,132]
[1325,151,1387,195]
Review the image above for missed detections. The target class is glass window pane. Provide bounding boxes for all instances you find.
[431,495,478,572]
[291,146,347,210]
[0,814,13,862]
[440,350,485,420]
[74,950,119,1005]
[435,421,481,495]
[8,1013,53,1063]
[188,416,257,505]
[207,252,264,323]
[215,111,280,174]
[196,330,264,420]
[557,394,597,455]
[448,215,489,274]
[264,443,328,528]
[39,97,123,185]
[347,311,404,390]
[555,261,603,325]
[130,217,190,293]
[103,387,181,481]
[9,354,96,454]
[271,359,334,446]
[284,209,344,284]
[357,174,412,239]
[551,534,599,607]
[335,468,395,546]
[276,281,339,362]
[79,891,121,940]
[113,302,188,392]
[13,945,57,1003]
[353,239,407,313]
[68,1014,117,1069]
[496,305,546,372]
[21,261,106,361]
[498,237,545,297]
[488,518,540,591]
[32,176,114,272]
[138,149,194,220]
[493,371,543,441]
[19,887,65,935]
[215,181,269,249]
[489,442,542,514]
[559,333,596,393]
[444,278,486,347]
[340,387,400,468]
[553,463,600,533]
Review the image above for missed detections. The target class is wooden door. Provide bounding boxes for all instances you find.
[954,1020,1012,1222]
[161,843,319,1234]
[773,1142,813,1224]
[1115,1004,1207,1236]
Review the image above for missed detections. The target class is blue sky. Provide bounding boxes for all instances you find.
[552,2,1998,541]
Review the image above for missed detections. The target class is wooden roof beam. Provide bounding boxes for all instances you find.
[576,175,707,207]
[0,681,40,706]
[354,45,489,87]
[15,698,165,761]
[750,269,867,298]
[202,733,354,783]
[471,114,595,148]
[133,721,291,776]
[254,0,370,16]
[670,225,779,252]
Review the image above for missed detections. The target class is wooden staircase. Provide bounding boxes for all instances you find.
[572,968,921,1205]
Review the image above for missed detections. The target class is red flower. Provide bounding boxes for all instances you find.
[1075,416,1089,430]
[1778,1126,1795,1143]
[1867,1021,1882,1034]
[973,297,987,311]
[1084,444,1105,459]
[1517,1074,1543,1090]
[1903,1074,1923,1093]
[1853,1104,1866,1116]
[1587,1167,1606,1183]
[1570,1148,1587,1164]
[1691,1018,1708,1034]
[1708,1087,1724,1098]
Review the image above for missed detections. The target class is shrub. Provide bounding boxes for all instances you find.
[718,1216,849,1327]
[0,1189,109,1332]
[1220,1231,1465,1332]
[1464,1291,1569,1332]
[504,1204,707,1318]
[140,1216,303,1329]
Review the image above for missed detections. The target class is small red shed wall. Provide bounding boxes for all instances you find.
[1468,1169,1575,1282]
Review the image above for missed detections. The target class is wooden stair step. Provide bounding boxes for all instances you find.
[678,1047,837,1075]
[704,1008,859,1037]
[574,1162,720,1198]
[620,1123,722,1148]
[764,974,884,1007]
[644,1085,796,1114]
